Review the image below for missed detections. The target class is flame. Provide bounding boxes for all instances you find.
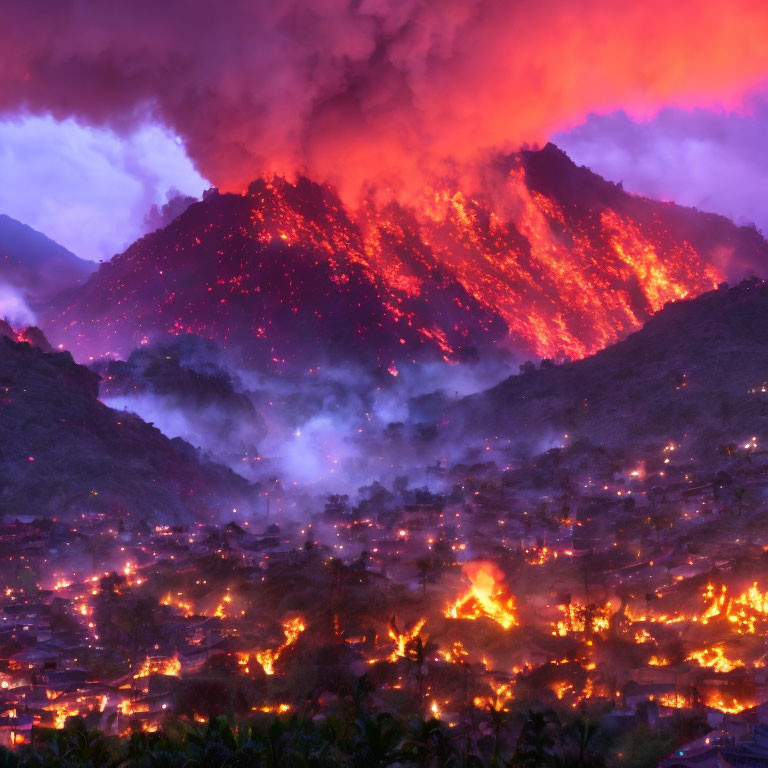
[554,602,612,636]
[388,618,427,662]
[658,692,688,709]
[160,591,194,617]
[254,703,292,714]
[47,705,80,729]
[704,693,748,714]
[701,583,728,623]
[686,645,743,674]
[444,561,517,629]
[212,590,233,619]
[133,653,182,678]
[525,546,559,566]
[250,617,306,676]
[474,682,514,711]
[441,640,470,664]
[50,167,726,367]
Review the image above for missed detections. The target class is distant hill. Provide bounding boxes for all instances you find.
[0,334,255,521]
[0,214,95,312]
[448,278,768,460]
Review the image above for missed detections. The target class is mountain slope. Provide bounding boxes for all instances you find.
[0,214,95,310]
[447,278,768,459]
[43,145,768,370]
[0,335,254,521]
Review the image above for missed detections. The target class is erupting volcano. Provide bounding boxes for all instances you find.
[45,145,767,371]
[7,1,768,765]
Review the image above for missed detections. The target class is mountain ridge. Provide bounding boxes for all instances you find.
[42,145,768,371]
[0,214,95,313]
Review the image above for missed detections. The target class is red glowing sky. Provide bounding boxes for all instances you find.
[2,0,768,195]
[1,0,768,261]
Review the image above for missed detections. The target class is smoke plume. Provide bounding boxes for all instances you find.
[2,0,768,199]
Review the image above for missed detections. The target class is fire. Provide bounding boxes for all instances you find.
[701,584,728,623]
[47,705,80,729]
[686,645,743,674]
[474,682,514,711]
[441,640,470,664]
[553,682,574,700]
[160,592,194,617]
[525,546,559,566]
[133,653,182,678]
[388,617,427,663]
[254,703,291,714]
[49,160,729,368]
[727,582,768,634]
[444,561,517,629]
[704,694,748,714]
[213,591,232,619]
[658,692,688,709]
[554,602,612,636]
[252,617,306,676]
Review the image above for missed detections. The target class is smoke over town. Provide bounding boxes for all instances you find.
[3,0,768,200]
[2,3,768,766]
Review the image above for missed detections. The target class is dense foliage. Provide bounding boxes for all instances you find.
[0,705,682,768]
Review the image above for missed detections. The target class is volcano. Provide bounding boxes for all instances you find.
[44,144,768,371]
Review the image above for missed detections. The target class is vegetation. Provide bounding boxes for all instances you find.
[0,705,679,768]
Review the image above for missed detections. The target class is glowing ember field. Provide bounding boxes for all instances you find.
[5,411,768,751]
[45,145,767,370]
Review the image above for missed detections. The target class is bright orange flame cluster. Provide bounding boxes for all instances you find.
[133,653,182,679]
[444,561,517,629]
[388,618,427,663]
[246,617,306,676]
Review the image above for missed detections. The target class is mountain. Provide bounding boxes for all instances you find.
[93,335,266,476]
[0,214,95,312]
[43,145,768,371]
[0,334,255,521]
[446,277,768,461]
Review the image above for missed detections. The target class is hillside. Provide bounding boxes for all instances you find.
[0,335,255,521]
[43,145,768,371]
[448,278,768,460]
[0,214,95,310]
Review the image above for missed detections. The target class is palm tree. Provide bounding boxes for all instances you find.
[352,712,403,767]
[567,718,603,768]
[510,709,559,767]
[406,634,427,703]
[399,717,458,768]
[486,705,509,764]
[734,487,747,517]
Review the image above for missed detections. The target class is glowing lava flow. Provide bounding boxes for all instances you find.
[46,149,743,367]
[444,561,517,629]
